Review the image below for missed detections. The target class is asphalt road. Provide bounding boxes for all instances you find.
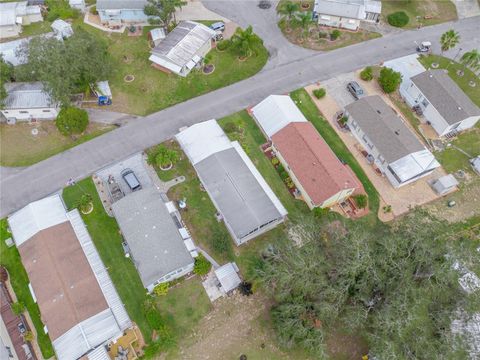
[1,16,479,217]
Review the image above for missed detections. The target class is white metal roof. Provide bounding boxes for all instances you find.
[388,150,440,183]
[215,262,241,293]
[0,1,27,26]
[149,28,166,42]
[87,345,110,360]
[96,80,112,98]
[8,194,67,247]
[175,119,232,165]
[251,95,308,138]
[3,82,55,110]
[51,19,73,38]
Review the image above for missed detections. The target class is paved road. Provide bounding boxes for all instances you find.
[1,16,479,217]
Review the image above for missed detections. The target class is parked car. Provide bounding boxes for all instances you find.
[347,81,365,100]
[210,22,225,32]
[121,169,142,191]
[416,41,431,53]
[18,322,26,334]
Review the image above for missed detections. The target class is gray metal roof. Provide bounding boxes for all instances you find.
[3,82,54,109]
[111,187,194,289]
[96,0,147,10]
[151,21,215,69]
[314,0,364,18]
[345,95,425,163]
[411,70,480,125]
[195,147,285,241]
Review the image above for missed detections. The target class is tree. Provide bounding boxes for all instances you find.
[46,0,80,21]
[0,55,14,103]
[231,26,263,58]
[460,49,480,73]
[193,254,211,275]
[296,12,313,39]
[387,11,409,27]
[353,194,367,209]
[378,67,402,93]
[278,1,299,22]
[145,0,186,26]
[154,145,179,169]
[55,107,89,135]
[360,66,373,81]
[440,29,460,54]
[77,193,93,213]
[16,28,112,105]
[257,211,477,358]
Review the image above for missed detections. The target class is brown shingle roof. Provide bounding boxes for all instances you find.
[17,221,108,341]
[272,122,361,206]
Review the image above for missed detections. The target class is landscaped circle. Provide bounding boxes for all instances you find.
[301,2,310,9]
[203,64,215,74]
[431,63,439,69]
[469,80,476,87]
[124,74,135,82]
[387,11,409,27]
[456,69,464,77]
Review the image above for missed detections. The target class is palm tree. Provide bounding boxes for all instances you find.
[460,49,480,74]
[231,26,263,58]
[440,29,460,54]
[296,12,313,39]
[155,145,179,169]
[278,1,299,21]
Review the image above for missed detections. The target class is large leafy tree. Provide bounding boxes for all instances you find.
[440,29,460,54]
[258,211,479,358]
[460,49,480,73]
[16,28,112,105]
[0,55,14,102]
[378,67,402,93]
[231,26,263,58]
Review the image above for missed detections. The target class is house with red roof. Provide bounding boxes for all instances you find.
[252,95,363,209]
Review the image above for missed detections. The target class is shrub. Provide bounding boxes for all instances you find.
[318,32,328,39]
[277,164,285,173]
[23,331,34,342]
[360,66,373,81]
[239,281,253,296]
[330,29,341,41]
[271,157,280,166]
[144,306,164,329]
[383,204,392,213]
[11,302,25,315]
[55,107,89,135]
[339,115,348,125]
[155,145,179,168]
[353,194,368,209]
[378,67,402,93]
[279,170,289,180]
[223,121,239,134]
[313,88,326,99]
[387,11,409,27]
[216,39,231,51]
[153,282,169,296]
[313,207,329,217]
[90,5,97,15]
[194,254,212,276]
[46,0,80,21]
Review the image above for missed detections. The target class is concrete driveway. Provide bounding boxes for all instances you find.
[453,0,480,19]
[321,73,360,109]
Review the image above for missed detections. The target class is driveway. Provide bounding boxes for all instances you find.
[1,16,479,217]
[453,0,480,19]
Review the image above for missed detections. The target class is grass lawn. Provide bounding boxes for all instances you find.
[381,0,457,29]
[75,23,268,115]
[290,89,380,214]
[62,178,155,342]
[278,18,381,51]
[418,54,480,107]
[436,124,480,173]
[0,220,55,358]
[0,122,113,167]
[156,277,212,358]
[147,142,235,263]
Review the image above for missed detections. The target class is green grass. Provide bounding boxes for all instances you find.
[148,142,235,263]
[418,54,480,107]
[75,23,268,115]
[381,0,457,29]
[436,124,480,173]
[157,277,212,358]
[62,178,155,342]
[0,122,113,167]
[0,220,55,358]
[290,89,380,214]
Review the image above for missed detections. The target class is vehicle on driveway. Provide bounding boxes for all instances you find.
[416,41,432,53]
[210,22,225,32]
[121,168,142,192]
[18,322,26,334]
[347,81,365,100]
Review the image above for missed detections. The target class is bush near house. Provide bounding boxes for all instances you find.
[360,66,373,81]
[353,194,368,209]
[90,5,97,15]
[11,302,25,315]
[378,67,402,94]
[330,29,341,41]
[387,11,409,27]
[313,88,326,99]
[55,107,89,135]
[153,282,169,296]
[216,39,231,51]
[193,254,212,276]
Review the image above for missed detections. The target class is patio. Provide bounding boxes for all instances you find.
[108,327,143,360]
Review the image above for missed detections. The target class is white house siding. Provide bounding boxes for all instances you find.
[1,107,58,121]
[98,9,148,24]
[0,24,21,38]
[146,262,194,292]
[317,14,360,30]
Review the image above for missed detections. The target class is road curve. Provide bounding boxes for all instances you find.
[1,16,479,217]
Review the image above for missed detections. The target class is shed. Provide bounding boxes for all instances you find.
[148,28,166,46]
[215,263,241,293]
[95,80,112,99]
[51,19,73,39]
[69,0,86,12]
[431,174,459,195]
[471,156,480,175]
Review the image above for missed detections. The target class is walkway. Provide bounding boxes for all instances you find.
[1,16,479,217]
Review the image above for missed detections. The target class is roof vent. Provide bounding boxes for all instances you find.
[376,110,381,114]
[395,130,400,135]
[429,74,433,78]
[458,106,462,110]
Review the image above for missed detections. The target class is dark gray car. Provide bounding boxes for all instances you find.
[121,168,142,191]
[347,81,365,100]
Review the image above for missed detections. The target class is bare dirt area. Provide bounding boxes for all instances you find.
[169,292,309,360]
[426,176,480,223]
